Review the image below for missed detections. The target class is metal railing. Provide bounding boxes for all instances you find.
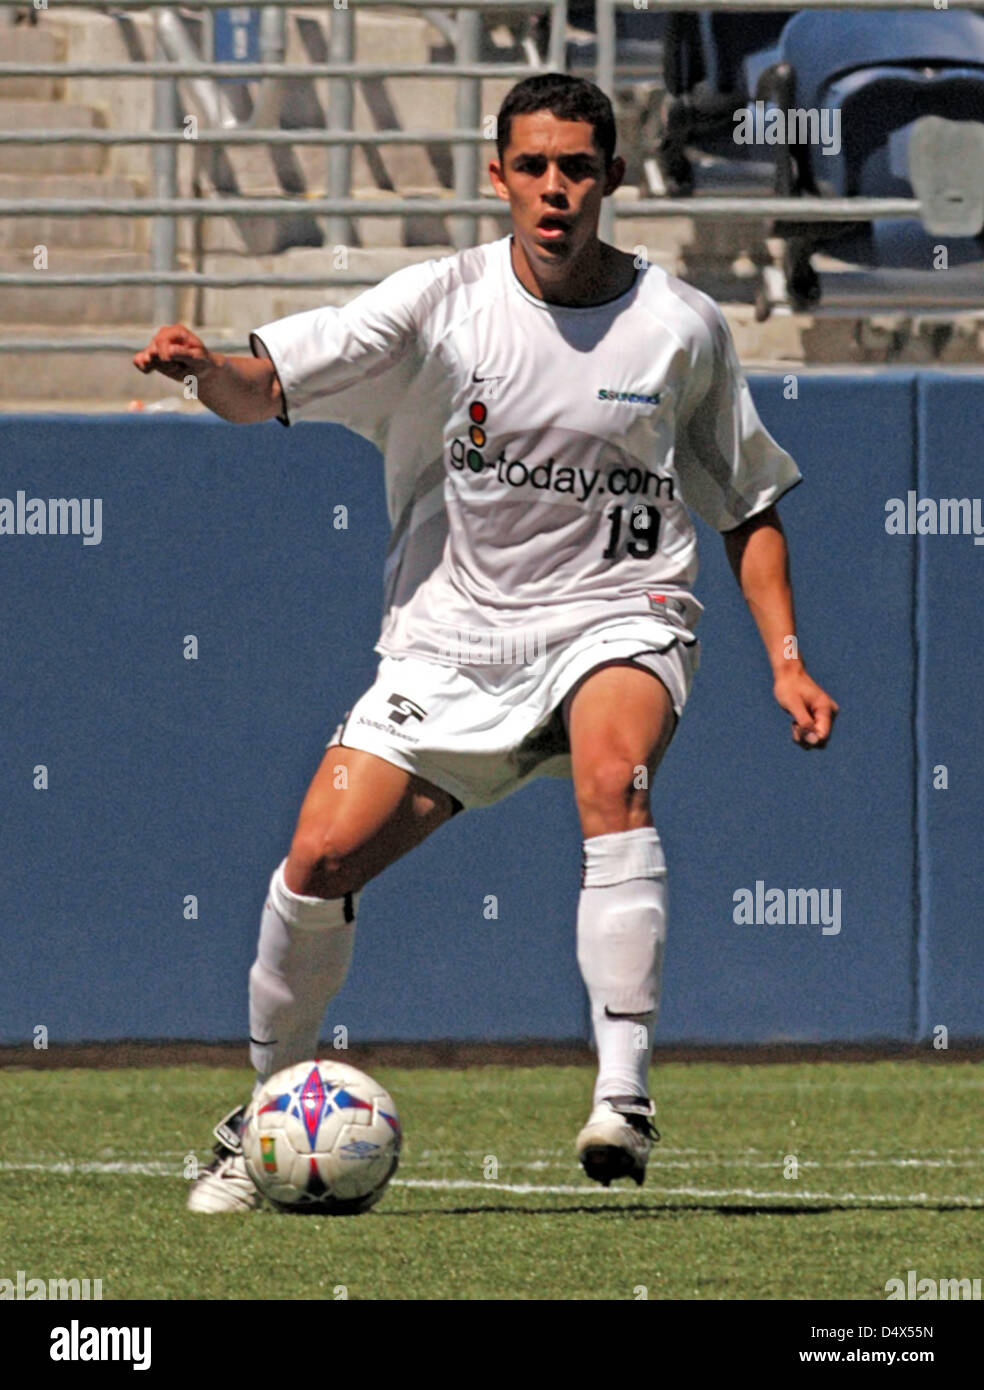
[0,195,925,217]
[1,0,982,353]
[3,0,570,327]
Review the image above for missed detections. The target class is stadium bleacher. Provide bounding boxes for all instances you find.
[0,2,982,412]
[752,8,984,317]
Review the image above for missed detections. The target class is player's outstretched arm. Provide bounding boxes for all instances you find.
[723,504,839,749]
[133,324,282,423]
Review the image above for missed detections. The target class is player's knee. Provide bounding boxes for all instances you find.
[575,754,650,832]
[286,826,368,898]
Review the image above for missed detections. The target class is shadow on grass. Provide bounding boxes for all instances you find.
[375,1199,984,1218]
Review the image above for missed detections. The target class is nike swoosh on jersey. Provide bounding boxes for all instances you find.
[472,369,505,383]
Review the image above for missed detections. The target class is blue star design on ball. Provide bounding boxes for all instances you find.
[258,1065,372,1150]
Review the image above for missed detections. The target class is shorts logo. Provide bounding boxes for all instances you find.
[387,693,427,725]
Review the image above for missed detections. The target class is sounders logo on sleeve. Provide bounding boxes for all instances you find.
[597,388,662,406]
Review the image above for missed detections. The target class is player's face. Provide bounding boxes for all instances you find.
[489,111,624,273]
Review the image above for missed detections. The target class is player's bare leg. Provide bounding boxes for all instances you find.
[250,745,455,1079]
[285,746,454,898]
[188,747,455,1212]
[564,662,677,1187]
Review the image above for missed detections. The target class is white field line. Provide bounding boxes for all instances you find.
[0,1160,176,1176]
[415,1157,984,1171]
[391,1178,984,1204]
[416,1146,984,1161]
[145,1145,984,1161]
[4,1155,982,1175]
[0,1159,982,1205]
[675,1082,984,1092]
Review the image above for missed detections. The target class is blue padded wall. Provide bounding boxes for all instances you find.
[0,375,979,1043]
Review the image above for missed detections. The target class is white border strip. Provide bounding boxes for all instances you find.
[1,1160,981,1205]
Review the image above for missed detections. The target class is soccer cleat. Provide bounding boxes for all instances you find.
[576,1096,660,1188]
[186,1104,262,1213]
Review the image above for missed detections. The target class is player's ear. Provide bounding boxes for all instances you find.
[603,155,626,197]
[489,159,510,201]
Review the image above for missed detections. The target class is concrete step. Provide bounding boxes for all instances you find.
[2,303,981,410]
[0,249,163,323]
[609,188,688,276]
[49,7,517,194]
[221,13,514,204]
[0,173,148,250]
[0,322,241,405]
[0,98,105,174]
[197,185,493,257]
[0,97,102,126]
[197,243,450,327]
[286,6,474,199]
[730,303,984,366]
[189,80,514,217]
[0,26,60,100]
[289,8,442,64]
[49,9,155,184]
[616,207,775,303]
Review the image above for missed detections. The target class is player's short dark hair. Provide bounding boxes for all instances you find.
[496,73,617,169]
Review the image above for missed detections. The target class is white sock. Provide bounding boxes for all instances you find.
[576,827,667,1108]
[248,860,357,1083]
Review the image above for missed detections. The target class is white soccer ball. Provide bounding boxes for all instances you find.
[241,1059,401,1214]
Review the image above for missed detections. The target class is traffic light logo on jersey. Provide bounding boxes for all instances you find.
[387,693,428,725]
[466,400,487,472]
[447,397,492,474]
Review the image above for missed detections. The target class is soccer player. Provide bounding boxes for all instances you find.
[134,73,838,1212]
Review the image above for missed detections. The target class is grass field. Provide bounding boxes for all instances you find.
[2,1060,983,1301]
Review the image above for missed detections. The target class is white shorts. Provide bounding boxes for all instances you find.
[328,620,700,811]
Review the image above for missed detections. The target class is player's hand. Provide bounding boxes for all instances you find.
[772,667,839,749]
[133,324,216,383]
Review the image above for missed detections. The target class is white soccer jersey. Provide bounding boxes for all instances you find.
[251,235,802,664]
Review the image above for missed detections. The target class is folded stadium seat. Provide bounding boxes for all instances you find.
[752,8,984,316]
[652,12,792,195]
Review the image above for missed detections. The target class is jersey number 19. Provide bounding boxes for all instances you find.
[602,504,660,560]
